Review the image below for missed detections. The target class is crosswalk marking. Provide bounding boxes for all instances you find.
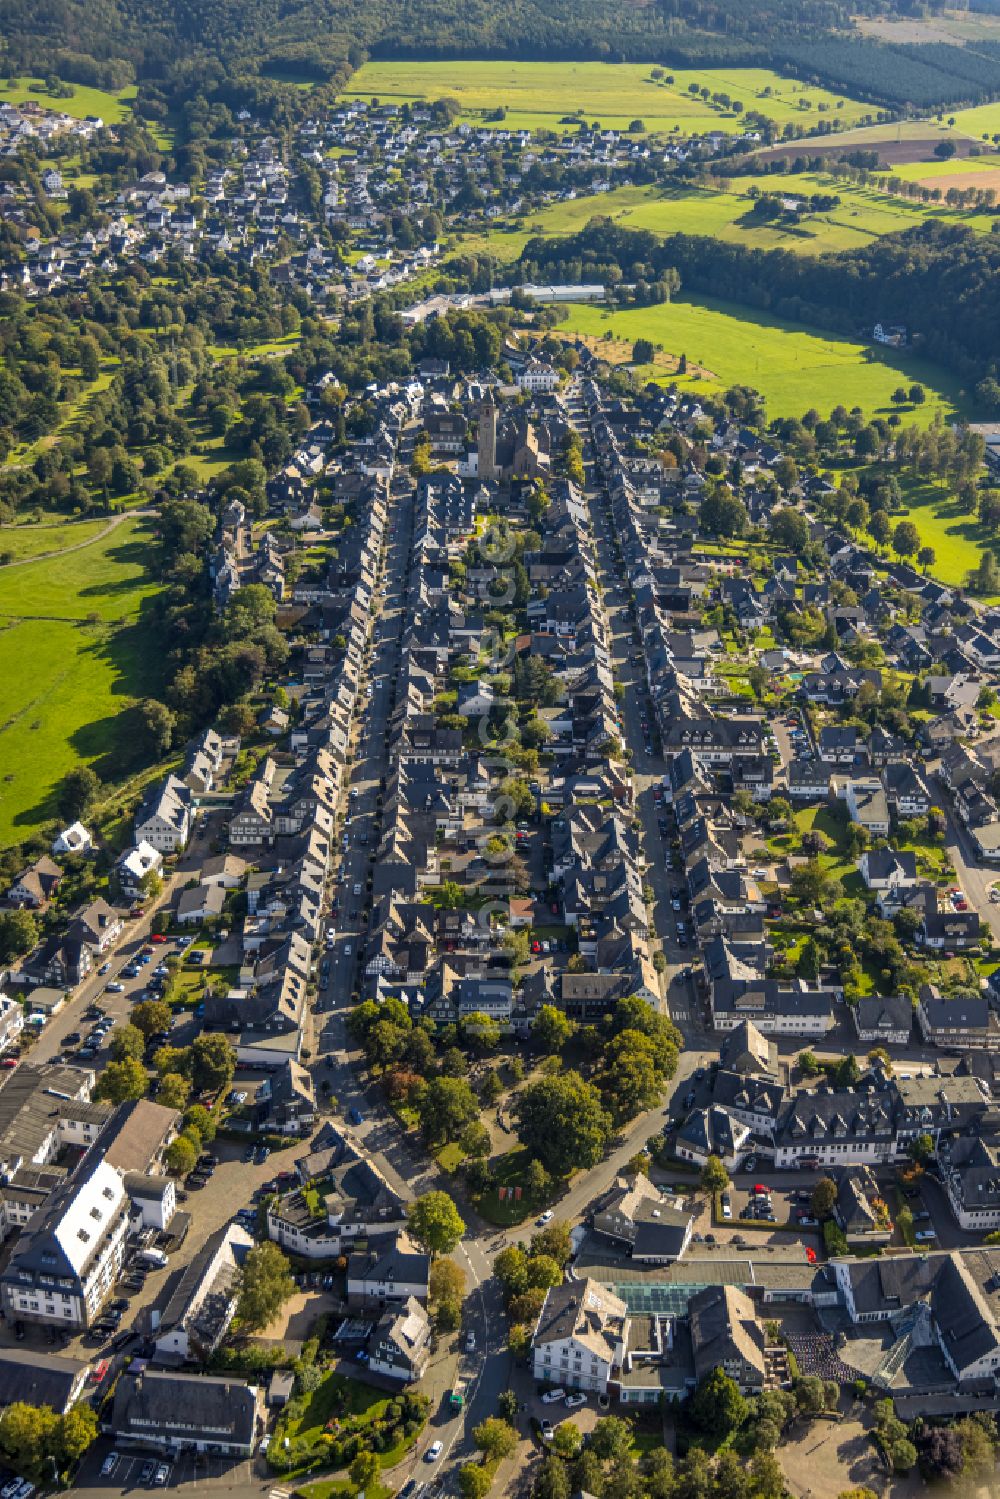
[270,1488,290,1498]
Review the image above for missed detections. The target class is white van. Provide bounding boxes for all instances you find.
[138,1247,168,1268]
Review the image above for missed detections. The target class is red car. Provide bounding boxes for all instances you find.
[151,934,168,944]
[0,1058,17,1070]
[530,940,541,954]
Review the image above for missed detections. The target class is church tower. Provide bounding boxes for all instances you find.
[478,393,498,482]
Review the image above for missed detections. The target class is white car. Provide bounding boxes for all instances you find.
[105,981,124,993]
[540,1387,566,1404]
[540,1421,555,1441]
[564,1393,586,1409]
[465,1331,476,1352]
[425,1442,443,1463]
[100,1455,120,1478]
[536,1210,554,1226]
[259,1434,272,1455]
[344,943,352,956]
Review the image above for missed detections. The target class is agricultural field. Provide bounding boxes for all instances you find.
[0,77,137,124]
[455,166,998,265]
[345,60,874,135]
[894,151,1000,181]
[0,517,162,845]
[948,100,1000,141]
[556,296,966,425]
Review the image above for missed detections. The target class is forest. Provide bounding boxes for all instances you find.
[2,0,997,117]
[776,36,1000,106]
[515,218,1000,405]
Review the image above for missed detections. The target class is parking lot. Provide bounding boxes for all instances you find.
[73,1445,262,1497]
[723,1180,819,1230]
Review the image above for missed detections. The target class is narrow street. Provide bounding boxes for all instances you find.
[566,382,713,1064]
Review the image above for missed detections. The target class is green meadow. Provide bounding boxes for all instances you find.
[345,60,872,135]
[0,517,162,844]
[0,517,109,563]
[949,101,1000,141]
[456,168,997,265]
[891,477,1000,591]
[557,296,965,425]
[0,77,136,124]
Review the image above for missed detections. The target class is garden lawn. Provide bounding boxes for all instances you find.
[275,1373,420,1473]
[475,1146,540,1226]
[789,804,864,893]
[0,77,136,123]
[345,61,871,135]
[0,519,162,844]
[277,1373,388,1450]
[557,297,965,425]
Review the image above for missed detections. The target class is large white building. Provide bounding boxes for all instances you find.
[1,1156,129,1328]
[532,1280,629,1396]
[135,774,192,852]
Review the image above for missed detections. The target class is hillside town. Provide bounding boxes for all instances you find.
[0,93,789,302]
[0,331,999,1497]
[3,49,1000,1499]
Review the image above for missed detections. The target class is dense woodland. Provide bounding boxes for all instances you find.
[3,0,1000,119]
[516,218,1000,406]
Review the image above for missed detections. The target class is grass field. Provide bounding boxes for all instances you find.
[456,166,998,265]
[949,101,1000,141]
[345,60,873,135]
[0,77,136,124]
[892,476,1000,591]
[556,296,966,424]
[0,518,162,844]
[894,152,1000,182]
[0,517,109,562]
